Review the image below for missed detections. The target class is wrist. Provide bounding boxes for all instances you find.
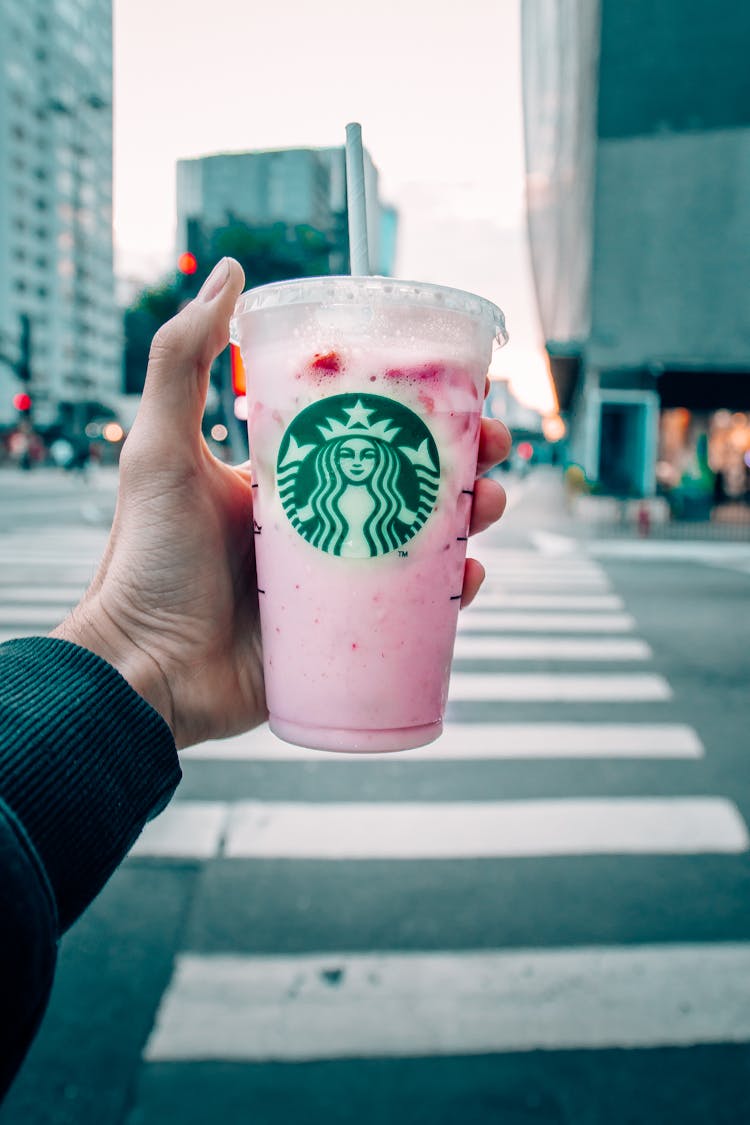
[50,597,176,739]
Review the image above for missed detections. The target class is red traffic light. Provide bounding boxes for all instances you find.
[230,343,246,395]
[13,392,32,412]
[177,252,198,276]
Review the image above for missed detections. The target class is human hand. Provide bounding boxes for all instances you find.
[462,376,511,607]
[53,259,511,748]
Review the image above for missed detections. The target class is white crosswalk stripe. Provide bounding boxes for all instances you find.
[481,566,608,580]
[0,605,76,625]
[185,722,704,761]
[469,593,625,609]
[0,530,103,639]
[0,585,88,603]
[452,636,652,660]
[129,802,228,860]
[449,672,672,702]
[484,574,612,589]
[457,611,636,632]
[144,943,750,1060]
[130,797,748,860]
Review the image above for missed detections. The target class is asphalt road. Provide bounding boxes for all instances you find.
[1,466,750,1124]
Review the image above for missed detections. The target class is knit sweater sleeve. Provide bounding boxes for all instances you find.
[0,635,182,930]
[0,635,182,1098]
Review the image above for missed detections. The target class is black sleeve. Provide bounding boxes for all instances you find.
[0,636,182,1100]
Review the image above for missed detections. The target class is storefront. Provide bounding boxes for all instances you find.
[657,408,750,512]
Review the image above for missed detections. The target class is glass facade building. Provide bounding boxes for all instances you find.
[522,0,750,497]
[176,147,398,280]
[0,0,119,430]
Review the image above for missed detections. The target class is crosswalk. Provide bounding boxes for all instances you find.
[0,526,106,642]
[0,523,748,1085]
[144,944,750,1060]
[130,797,747,860]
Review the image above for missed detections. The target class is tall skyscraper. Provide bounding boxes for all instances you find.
[176,146,398,279]
[0,0,119,431]
[522,0,750,497]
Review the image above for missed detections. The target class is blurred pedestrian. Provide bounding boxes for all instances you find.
[0,257,513,1097]
[564,463,587,513]
[8,423,32,471]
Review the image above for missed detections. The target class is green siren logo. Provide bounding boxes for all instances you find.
[277,393,440,558]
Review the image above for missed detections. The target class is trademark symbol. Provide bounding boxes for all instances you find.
[398,550,408,558]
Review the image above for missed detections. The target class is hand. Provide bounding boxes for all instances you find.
[463,379,512,607]
[53,259,512,749]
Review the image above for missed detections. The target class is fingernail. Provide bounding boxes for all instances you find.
[198,258,229,303]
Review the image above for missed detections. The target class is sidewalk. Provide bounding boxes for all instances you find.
[497,467,750,545]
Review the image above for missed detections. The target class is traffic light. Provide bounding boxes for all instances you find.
[177,251,198,276]
[177,251,200,302]
[13,391,32,414]
[230,343,246,395]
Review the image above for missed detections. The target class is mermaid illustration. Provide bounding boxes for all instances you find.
[277,395,440,559]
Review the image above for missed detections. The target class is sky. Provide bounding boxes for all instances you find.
[113,0,555,413]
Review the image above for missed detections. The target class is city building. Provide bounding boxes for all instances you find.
[176,146,398,279]
[0,0,119,432]
[522,0,750,501]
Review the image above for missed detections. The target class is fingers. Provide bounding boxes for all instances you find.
[137,258,246,442]
[461,414,510,608]
[476,417,512,477]
[460,557,485,608]
[469,476,507,536]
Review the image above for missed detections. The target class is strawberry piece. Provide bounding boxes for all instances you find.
[310,352,342,373]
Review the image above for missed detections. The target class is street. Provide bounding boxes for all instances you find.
[1,466,750,1124]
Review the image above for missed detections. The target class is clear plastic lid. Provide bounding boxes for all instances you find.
[230,275,508,348]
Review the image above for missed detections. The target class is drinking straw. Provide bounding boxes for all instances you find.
[345,122,370,275]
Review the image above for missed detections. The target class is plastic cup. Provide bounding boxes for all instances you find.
[230,276,507,752]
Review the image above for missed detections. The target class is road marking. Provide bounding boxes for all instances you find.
[129,801,228,859]
[479,562,606,577]
[703,559,750,577]
[458,612,635,633]
[185,722,704,761]
[0,546,104,560]
[130,797,745,860]
[531,531,579,556]
[449,672,670,702]
[459,548,557,561]
[479,546,596,566]
[0,529,108,541]
[483,575,611,589]
[144,942,750,1060]
[588,542,750,562]
[0,585,86,603]
[452,636,652,661]
[468,593,625,610]
[221,797,743,859]
[0,568,97,585]
[0,605,74,625]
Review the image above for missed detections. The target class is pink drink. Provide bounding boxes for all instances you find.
[230,277,507,752]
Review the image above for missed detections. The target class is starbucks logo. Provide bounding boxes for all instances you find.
[277,393,440,558]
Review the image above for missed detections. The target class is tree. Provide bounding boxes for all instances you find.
[212,220,335,286]
[124,221,337,395]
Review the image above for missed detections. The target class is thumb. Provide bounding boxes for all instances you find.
[136,257,245,441]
